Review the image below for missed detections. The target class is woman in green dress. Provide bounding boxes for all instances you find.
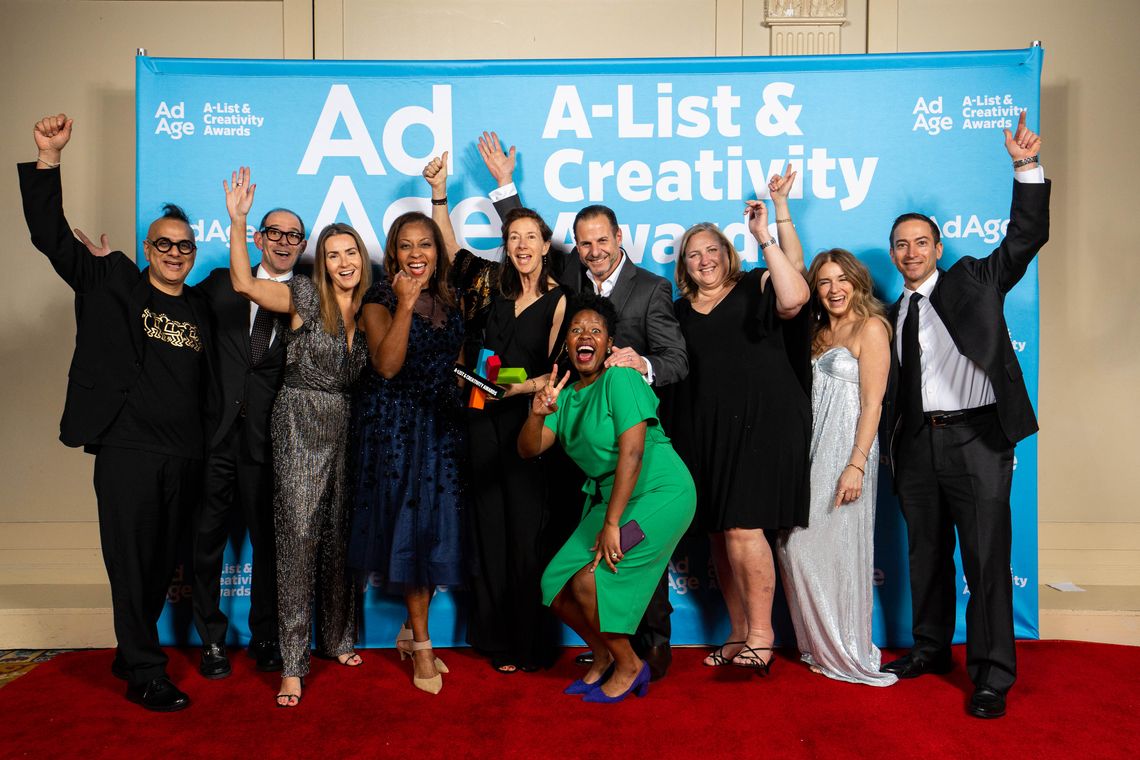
[519,294,696,703]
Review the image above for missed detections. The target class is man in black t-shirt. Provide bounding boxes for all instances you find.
[20,113,213,712]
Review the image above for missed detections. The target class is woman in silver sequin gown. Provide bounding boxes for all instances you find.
[777,249,897,687]
[225,168,372,706]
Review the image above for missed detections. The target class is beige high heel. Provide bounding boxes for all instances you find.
[396,623,448,673]
[410,639,443,695]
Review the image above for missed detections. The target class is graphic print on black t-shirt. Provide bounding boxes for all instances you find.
[141,306,202,351]
[101,287,205,458]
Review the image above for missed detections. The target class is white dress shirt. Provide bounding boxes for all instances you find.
[585,252,656,385]
[250,265,294,344]
[894,166,1045,412]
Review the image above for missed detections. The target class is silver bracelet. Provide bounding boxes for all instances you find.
[1012,155,1039,168]
[37,156,60,168]
[758,238,777,250]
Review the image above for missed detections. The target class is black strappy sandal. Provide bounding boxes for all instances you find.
[733,646,775,676]
[275,676,304,708]
[703,641,745,667]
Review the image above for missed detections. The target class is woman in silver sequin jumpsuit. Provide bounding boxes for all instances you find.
[777,249,897,686]
[225,167,371,707]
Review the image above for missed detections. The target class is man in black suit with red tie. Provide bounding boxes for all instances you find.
[20,113,214,712]
[880,111,1049,720]
[190,208,306,678]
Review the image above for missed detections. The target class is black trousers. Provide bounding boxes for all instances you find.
[894,408,1016,693]
[192,418,278,645]
[94,446,200,687]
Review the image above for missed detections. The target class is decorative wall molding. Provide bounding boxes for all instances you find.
[764,0,848,56]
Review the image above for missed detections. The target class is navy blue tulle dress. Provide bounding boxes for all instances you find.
[347,276,466,592]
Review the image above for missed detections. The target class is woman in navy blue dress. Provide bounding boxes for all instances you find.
[347,203,466,695]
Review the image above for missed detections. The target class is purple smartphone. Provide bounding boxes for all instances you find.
[619,520,646,552]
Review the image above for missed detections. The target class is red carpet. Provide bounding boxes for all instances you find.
[0,641,1135,759]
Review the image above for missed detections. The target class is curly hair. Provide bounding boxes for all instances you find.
[565,291,619,336]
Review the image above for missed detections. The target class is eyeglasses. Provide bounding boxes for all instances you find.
[261,227,304,245]
[146,237,197,255]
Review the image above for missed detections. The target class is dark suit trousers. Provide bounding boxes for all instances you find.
[894,409,1016,693]
[635,574,673,650]
[94,446,200,687]
[192,418,278,645]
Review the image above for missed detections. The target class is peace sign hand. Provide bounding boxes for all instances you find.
[529,363,571,417]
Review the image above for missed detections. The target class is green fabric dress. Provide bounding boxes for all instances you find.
[541,367,696,634]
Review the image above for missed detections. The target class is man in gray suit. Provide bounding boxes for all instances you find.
[480,132,688,679]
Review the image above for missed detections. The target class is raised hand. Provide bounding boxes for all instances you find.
[744,200,772,243]
[529,363,570,417]
[223,166,256,220]
[393,270,424,312]
[74,228,112,257]
[477,130,516,187]
[422,151,449,194]
[1003,110,1042,165]
[767,163,797,202]
[34,114,73,160]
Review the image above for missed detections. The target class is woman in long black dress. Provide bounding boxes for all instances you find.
[668,167,810,675]
[421,155,569,673]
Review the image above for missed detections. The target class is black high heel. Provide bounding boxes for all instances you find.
[733,646,774,676]
[703,641,745,667]
[275,676,304,708]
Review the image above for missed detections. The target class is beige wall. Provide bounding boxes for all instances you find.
[1,2,1135,561]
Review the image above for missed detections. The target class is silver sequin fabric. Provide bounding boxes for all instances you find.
[777,347,897,686]
[272,276,368,678]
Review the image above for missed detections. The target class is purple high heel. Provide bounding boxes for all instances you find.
[582,661,650,703]
[564,663,614,695]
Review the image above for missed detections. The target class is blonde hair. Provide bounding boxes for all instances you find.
[313,223,372,336]
[674,222,744,301]
[806,248,890,354]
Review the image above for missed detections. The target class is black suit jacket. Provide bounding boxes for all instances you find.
[492,193,688,386]
[882,179,1051,454]
[19,162,214,451]
[196,268,289,464]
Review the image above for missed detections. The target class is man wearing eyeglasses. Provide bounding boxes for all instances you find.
[190,208,306,680]
[19,113,214,712]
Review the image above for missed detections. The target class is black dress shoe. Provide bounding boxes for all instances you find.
[880,652,952,679]
[967,686,1006,718]
[248,640,283,672]
[199,643,231,679]
[574,651,595,666]
[644,644,672,682]
[126,676,191,712]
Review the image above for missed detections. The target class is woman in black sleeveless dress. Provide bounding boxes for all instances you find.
[420,155,570,672]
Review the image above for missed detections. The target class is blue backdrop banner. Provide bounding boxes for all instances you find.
[140,48,1042,649]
